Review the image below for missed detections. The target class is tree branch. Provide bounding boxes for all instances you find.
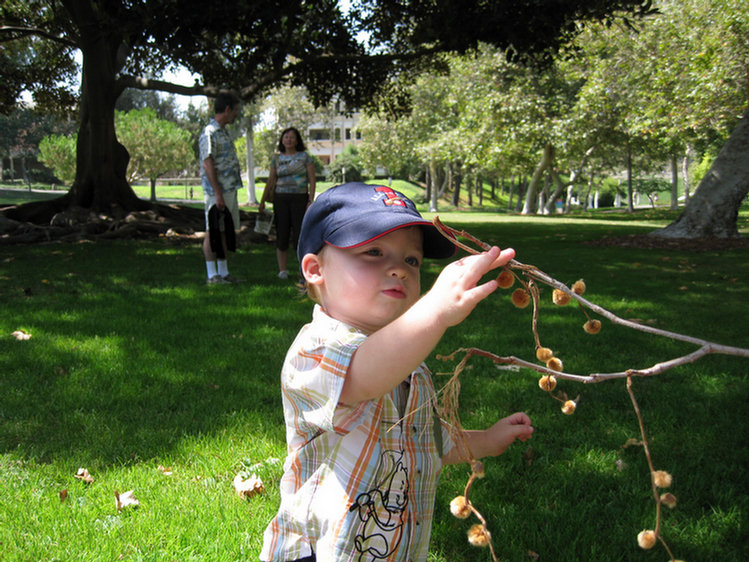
[118,46,439,103]
[432,217,749,381]
[117,75,218,98]
[0,25,78,48]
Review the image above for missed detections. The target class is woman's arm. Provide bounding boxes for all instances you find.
[306,159,316,205]
[258,160,277,213]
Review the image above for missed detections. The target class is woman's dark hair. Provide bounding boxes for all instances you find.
[277,127,306,153]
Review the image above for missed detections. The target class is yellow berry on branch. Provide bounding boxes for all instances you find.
[538,375,557,391]
[552,289,571,306]
[536,347,554,362]
[496,269,514,289]
[450,495,472,519]
[561,399,576,415]
[546,357,564,372]
[637,529,657,549]
[467,524,491,548]
[583,319,602,334]
[660,492,678,508]
[471,460,485,478]
[572,279,587,295]
[652,470,673,488]
[511,288,531,308]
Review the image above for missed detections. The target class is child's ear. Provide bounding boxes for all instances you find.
[301,253,323,286]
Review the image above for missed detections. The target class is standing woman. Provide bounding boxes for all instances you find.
[259,127,316,279]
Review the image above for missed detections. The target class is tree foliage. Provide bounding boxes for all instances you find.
[38,133,76,184]
[356,0,748,228]
[0,0,654,226]
[115,109,194,201]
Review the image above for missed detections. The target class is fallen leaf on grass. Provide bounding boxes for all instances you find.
[157,465,173,476]
[74,467,94,484]
[521,447,535,467]
[115,490,139,511]
[60,489,68,502]
[233,473,265,499]
[11,330,31,340]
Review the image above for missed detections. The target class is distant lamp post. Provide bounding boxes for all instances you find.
[342,166,346,183]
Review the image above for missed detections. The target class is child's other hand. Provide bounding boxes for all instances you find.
[443,411,533,464]
[486,412,534,457]
[424,246,515,328]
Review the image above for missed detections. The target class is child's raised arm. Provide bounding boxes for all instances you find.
[340,246,515,405]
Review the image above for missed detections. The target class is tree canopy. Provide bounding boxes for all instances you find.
[353,0,748,234]
[0,0,654,229]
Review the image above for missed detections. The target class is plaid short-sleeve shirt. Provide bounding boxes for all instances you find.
[260,305,454,562]
[198,118,243,196]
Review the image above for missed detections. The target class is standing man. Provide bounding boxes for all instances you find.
[199,92,243,284]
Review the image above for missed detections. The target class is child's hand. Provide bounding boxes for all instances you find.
[343,247,514,405]
[442,412,533,464]
[485,412,534,457]
[424,246,516,328]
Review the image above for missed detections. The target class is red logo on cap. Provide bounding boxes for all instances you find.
[375,186,407,207]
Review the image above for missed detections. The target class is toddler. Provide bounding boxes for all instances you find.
[260,182,533,562]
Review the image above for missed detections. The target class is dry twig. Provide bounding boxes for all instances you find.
[431,217,748,562]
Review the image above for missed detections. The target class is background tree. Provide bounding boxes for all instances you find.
[115,109,194,202]
[0,106,70,186]
[655,109,749,238]
[571,0,749,233]
[253,85,318,172]
[326,144,364,183]
[115,89,181,123]
[0,0,654,232]
[357,112,421,182]
[38,133,77,185]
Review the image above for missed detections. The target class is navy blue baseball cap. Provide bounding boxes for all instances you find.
[297,182,456,262]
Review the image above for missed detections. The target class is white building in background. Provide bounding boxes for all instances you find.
[304,105,362,165]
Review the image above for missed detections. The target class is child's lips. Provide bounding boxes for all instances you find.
[383,287,406,299]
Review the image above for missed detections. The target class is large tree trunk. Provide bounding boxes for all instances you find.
[4,0,146,226]
[521,143,553,215]
[682,145,692,203]
[451,162,462,207]
[66,15,146,216]
[544,169,569,215]
[652,110,749,239]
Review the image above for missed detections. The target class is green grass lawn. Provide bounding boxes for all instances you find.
[1,205,748,561]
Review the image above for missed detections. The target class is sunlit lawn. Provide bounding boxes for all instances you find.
[1,195,748,561]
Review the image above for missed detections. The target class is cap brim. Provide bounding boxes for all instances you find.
[326,214,456,259]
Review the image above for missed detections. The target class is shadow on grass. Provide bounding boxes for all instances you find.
[1,221,747,561]
[429,348,749,562]
[0,239,306,466]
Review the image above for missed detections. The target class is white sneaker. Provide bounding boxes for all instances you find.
[206,275,229,285]
[278,270,289,280]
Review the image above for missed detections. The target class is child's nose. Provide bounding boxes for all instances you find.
[389,261,408,278]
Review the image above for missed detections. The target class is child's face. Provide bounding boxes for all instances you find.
[313,227,423,333]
